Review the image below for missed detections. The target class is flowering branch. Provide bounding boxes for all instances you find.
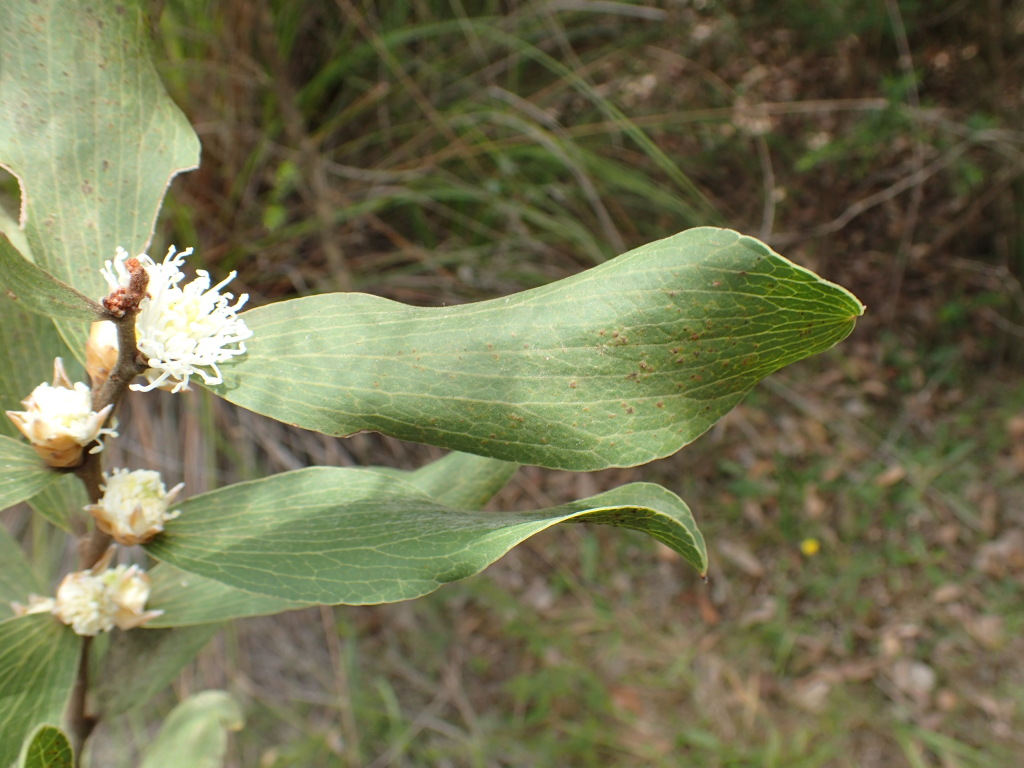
[73,259,151,569]
[6,244,252,763]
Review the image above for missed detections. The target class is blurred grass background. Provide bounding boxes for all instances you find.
[89,0,1024,765]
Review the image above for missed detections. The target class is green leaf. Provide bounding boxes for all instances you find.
[25,473,85,534]
[0,297,87,531]
[145,467,704,605]
[146,452,518,626]
[0,234,102,322]
[0,297,80,442]
[0,0,200,358]
[19,725,72,768]
[0,522,45,623]
[93,623,221,718]
[0,436,58,514]
[138,691,243,768]
[0,198,32,261]
[0,615,79,768]
[213,228,863,470]
[394,450,518,510]
[145,565,307,628]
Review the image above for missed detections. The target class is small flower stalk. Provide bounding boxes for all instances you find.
[5,359,117,467]
[85,468,183,545]
[98,246,253,393]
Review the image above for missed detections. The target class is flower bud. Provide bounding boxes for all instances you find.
[52,570,111,635]
[86,320,120,390]
[104,565,161,630]
[5,358,117,467]
[85,468,183,545]
[52,562,161,636]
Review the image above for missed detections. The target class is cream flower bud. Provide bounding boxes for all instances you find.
[100,246,252,393]
[85,468,183,545]
[86,320,120,390]
[52,563,161,636]
[103,565,161,630]
[52,570,112,635]
[5,359,117,467]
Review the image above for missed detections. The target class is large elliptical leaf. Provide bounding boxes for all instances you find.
[22,475,86,534]
[213,228,863,471]
[146,451,518,626]
[0,297,84,530]
[138,691,243,768]
[0,522,46,623]
[0,235,102,323]
[376,450,518,510]
[0,437,59,516]
[145,566,306,628]
[0,300,80,441]
[0,0,200,356]
[92,623,222,718]
[145,466,704,606]
[0,615,79,768]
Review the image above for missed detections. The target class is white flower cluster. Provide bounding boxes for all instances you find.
[86,468,183,545]
[16,558,161,637]
[98,245,252,393]
[12,467,181,635]
[52,563,160,636]
[5,359,117,467]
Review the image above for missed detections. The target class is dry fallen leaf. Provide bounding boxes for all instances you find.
[804,484,827,519]
[873,464,907,487]
[973,529,1024,577]
[931,583,965,604]
[889,659,936,706]
[964,614,1005,650]
[789,675,832,713]
[716,539,766,578]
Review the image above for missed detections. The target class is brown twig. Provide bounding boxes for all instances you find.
[89,313,150,417]
[66,637,96,761]
[67,264,151,763]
